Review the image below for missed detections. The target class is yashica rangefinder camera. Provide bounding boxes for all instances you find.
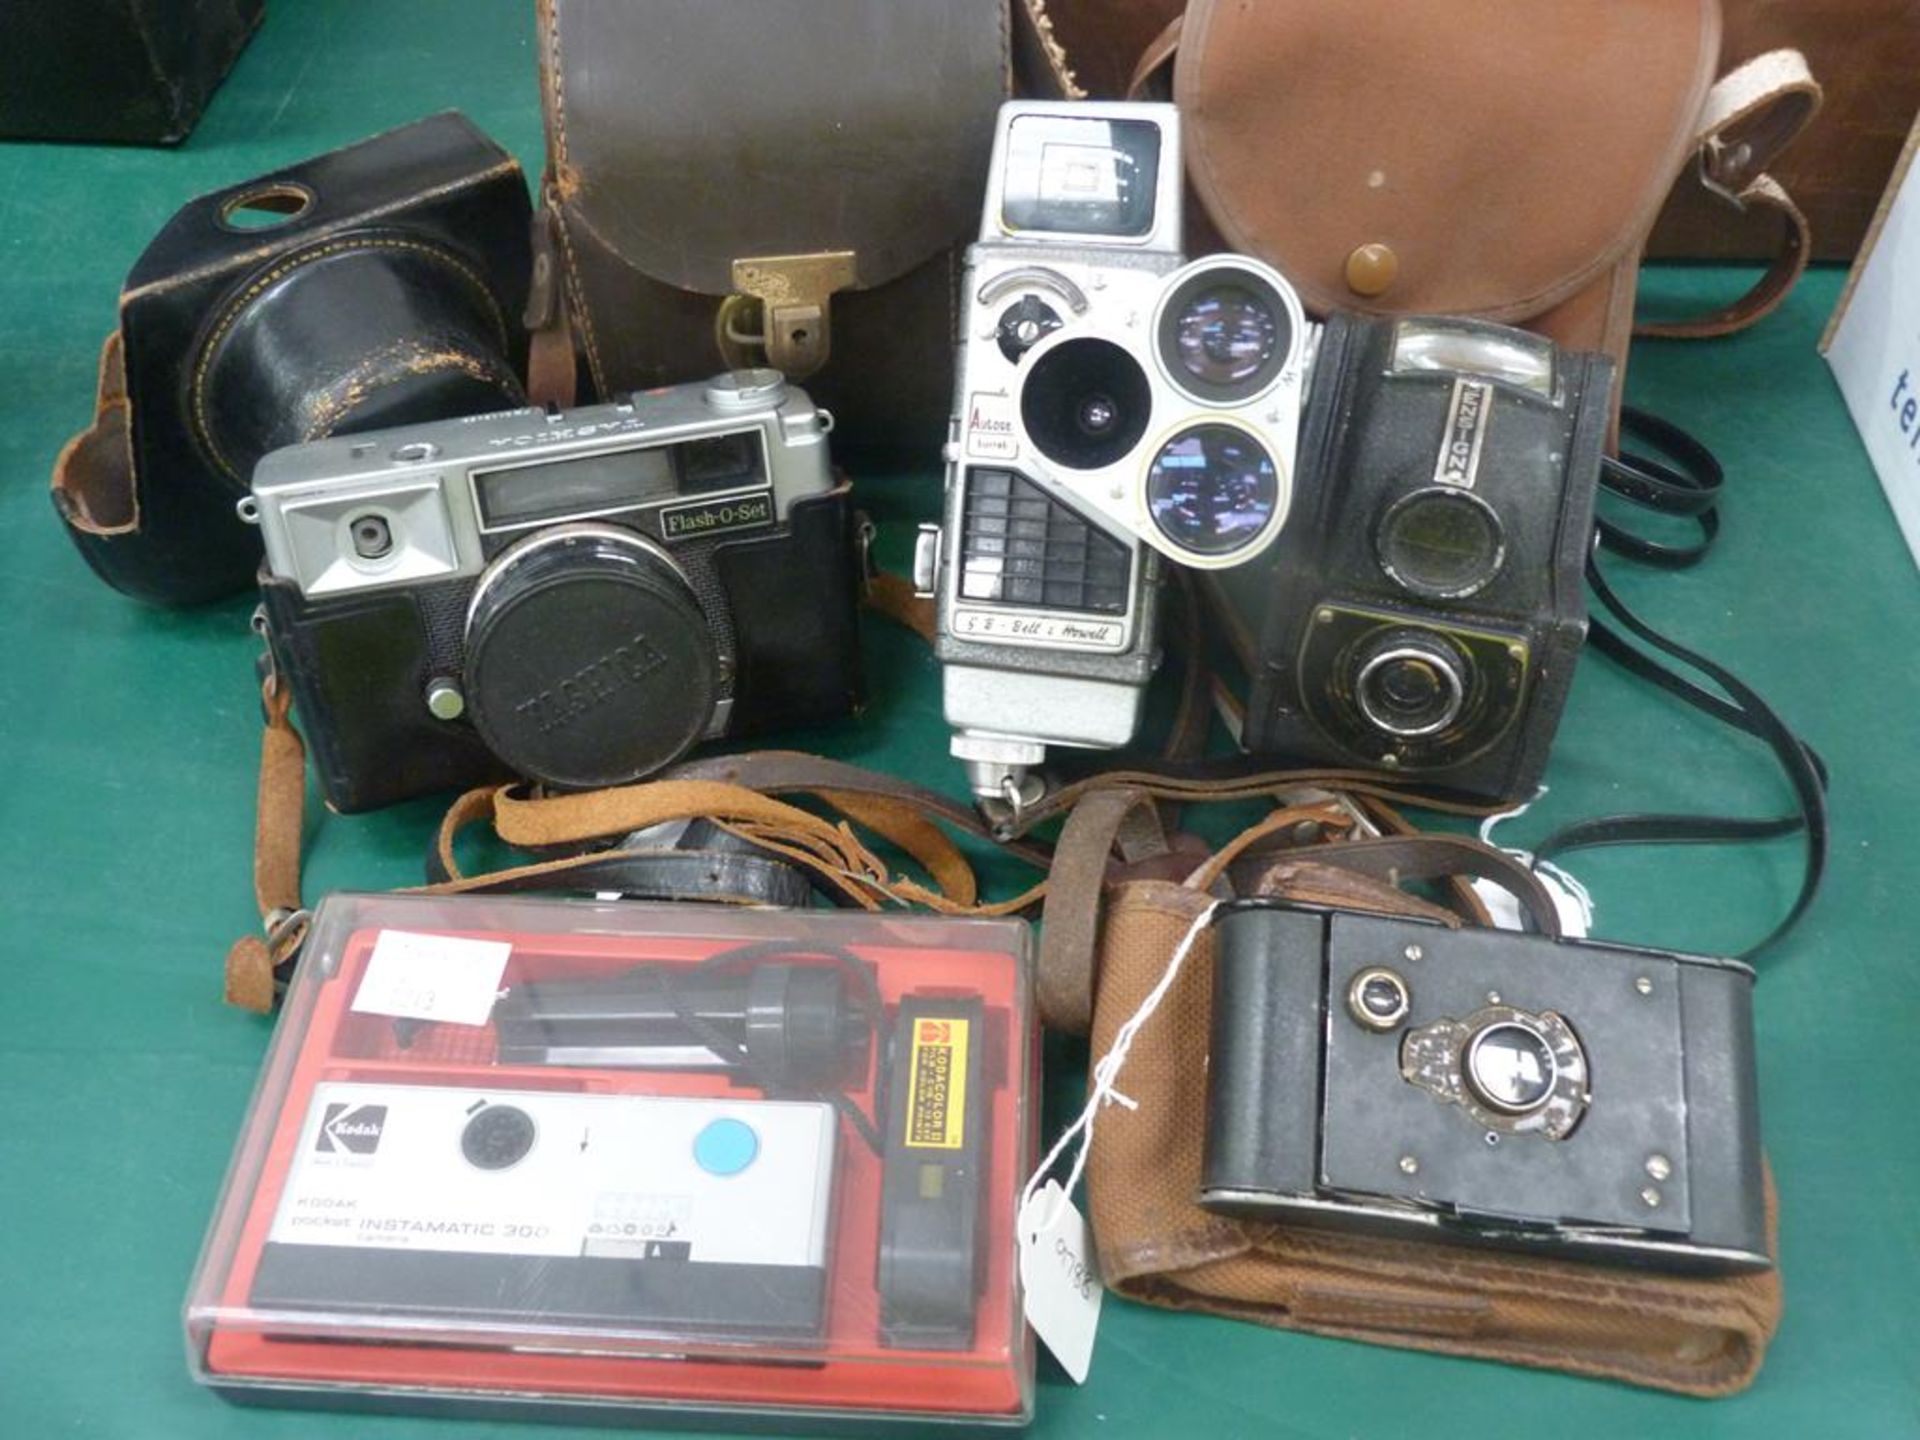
[246,369,861,812]
[1213,313,1612,802]
[1201,903,1768,1273]
[914,99,1309,808]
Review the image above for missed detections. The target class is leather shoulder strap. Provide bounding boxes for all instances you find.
[1033,787,1564,1034]
[1637,50,1823,340]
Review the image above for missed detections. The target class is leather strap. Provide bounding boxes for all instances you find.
[224,669,308,1012]
[524,190,580,408]
[1636,51,1822,340]
[1634,174,1810,339]
[1555,407,1830,958]
[1125,14,1182,101]
[863,568,937,645]
[1597,408,1723,567]
[50,330,137,538]
[1033,786,1560,1034]
[1038,789,1176,1035]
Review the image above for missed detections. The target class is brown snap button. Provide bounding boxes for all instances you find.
[1345,242,1398,298]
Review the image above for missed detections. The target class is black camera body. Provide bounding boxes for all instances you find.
[250,371,861,813]
[1218,313,1612,802]
[1201,903,1769,1273]
[53,112,531,606]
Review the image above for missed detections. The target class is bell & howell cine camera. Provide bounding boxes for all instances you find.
[1201,902,1769,1273]
[245,370,861,812]
[914,99,1309,808]
[1213,312,1614,802]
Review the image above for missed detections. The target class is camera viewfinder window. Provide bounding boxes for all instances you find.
[1392,321,1556,397]
[473,447,676,531]
[676,431,765,493]
[1001,116,1161,238]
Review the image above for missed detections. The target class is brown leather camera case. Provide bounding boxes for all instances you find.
[1017,0,1820,354]
[531,0,1010,452]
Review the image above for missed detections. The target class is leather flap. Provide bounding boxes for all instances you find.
[1175,0,1721,321]
[538,0,1008,296]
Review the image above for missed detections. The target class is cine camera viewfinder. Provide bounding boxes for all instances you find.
[999,114,1162,238]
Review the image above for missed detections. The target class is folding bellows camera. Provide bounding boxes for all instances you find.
[1202,903,1768,1272]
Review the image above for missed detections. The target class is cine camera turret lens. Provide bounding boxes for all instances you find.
[1156,262,1294,403]
[1021,337,1152,470]
[1173,284,1280,387]
[1143,423,1279,558]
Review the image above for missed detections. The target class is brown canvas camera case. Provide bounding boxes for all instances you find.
[1016,0,1819,355]
[1070,867,1783,1396]
[530,0,1009,451]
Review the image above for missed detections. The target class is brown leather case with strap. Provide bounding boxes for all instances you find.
[527,0,1009,450]
[1016,0,1821,355]
[1056,789,1783,1396]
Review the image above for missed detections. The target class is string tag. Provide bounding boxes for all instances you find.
[1475,790,1595,937]
[1016,1180,1101,1383]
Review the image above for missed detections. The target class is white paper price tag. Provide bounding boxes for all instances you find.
[350,930,512,1026]
[1017,1179,1103,1384]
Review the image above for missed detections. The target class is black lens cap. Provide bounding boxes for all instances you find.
[465,527,718,790]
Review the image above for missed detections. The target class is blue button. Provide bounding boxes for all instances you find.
[693,1117,759,1177]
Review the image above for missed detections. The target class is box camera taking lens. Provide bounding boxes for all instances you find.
[913,100,1309,808]
[246,370,861,813]
[1201,903,1768,1273]
[1212,313,1613,802]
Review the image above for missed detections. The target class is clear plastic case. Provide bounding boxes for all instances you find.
[186,893,1036,1426]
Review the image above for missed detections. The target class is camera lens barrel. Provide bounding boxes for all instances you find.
[1353,630,1468,739]
[463,525,719,791]
[194,236,526,495]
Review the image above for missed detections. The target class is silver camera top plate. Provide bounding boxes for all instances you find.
[244,371,831,600]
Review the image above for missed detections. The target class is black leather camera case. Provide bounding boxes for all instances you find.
[53,112,530,605]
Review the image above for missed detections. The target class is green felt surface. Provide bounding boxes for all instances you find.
[1,3,1915,1437]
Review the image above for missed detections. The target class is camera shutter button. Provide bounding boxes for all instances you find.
[704,368,788,411]
[693,1117,760,1177]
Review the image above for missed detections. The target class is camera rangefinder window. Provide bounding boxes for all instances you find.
[1144,424,1278,556]
[1391,320,1556,397]
[473,431,765,531]
[1000,116,1161,238]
